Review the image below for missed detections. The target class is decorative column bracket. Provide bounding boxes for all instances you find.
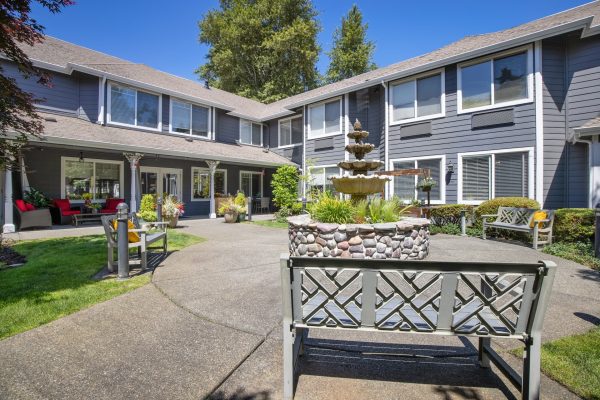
[124,152,144,213]
[206,160,220,219]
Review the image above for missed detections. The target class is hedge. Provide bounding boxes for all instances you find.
[553,208,594,243]
[429,204,474,226]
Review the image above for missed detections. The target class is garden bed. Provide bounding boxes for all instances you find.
[288,214,430,260]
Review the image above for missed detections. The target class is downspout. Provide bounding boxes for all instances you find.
[97,76,107,125]
[534,40,544,207]
[382,80,390,199]
[302,105,306,198]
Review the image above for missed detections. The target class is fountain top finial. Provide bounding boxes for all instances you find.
[353,119,362,131]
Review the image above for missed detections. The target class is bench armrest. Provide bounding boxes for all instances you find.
[480,214,498,218]
[128,229,148,233]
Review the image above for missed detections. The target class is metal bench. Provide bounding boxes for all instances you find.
[482,207,555,250]
[280,255,556,400]
[101,214,168,271]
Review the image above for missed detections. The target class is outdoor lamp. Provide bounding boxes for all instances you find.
[446,161,454,173]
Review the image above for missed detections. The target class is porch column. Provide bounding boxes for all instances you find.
[206,160,220,219]
[124,153,143,213]
[3,167,14,233]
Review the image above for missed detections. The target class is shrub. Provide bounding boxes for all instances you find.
[553,208,594,243]
[291,202,303,215]
[274,206,292,223]
[430,223,462,235]
[307,192,355,224]
[474,197,540,226]
[218,197,244,215]
[234,192,247,213]
[542,242,600,270]
[429,204,474,226]
[271,165,299,210]
[138,194,157,222]
[23,187,50,208]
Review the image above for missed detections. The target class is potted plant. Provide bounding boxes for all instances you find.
[417,177,437,207]
[218,198,242,223]
[23,187,50,208]
[162,195,184,228]
[234,192,248,222]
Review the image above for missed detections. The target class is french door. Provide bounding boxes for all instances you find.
[240,171,263,197]
[141,167,183,200]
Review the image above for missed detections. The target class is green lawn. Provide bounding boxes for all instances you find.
[0,230,204,340]
[246,219,288,229]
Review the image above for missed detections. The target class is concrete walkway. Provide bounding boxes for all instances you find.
[0,219,598,399]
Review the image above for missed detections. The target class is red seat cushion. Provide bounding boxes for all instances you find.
[61,210,81,216]
[53,199,71,212]
[15,200,27,212]
[103,198,124,211]
[25,202,36,211]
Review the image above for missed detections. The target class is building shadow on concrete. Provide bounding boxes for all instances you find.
[207,389,271,400]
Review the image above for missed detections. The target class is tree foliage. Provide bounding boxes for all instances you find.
[326,4,376,84]
[271,165,299,209]
[0,0,72,169]
[197,0,321,103]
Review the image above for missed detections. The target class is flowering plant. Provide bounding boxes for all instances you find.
[162,196,185,218]
[417,177,436,192]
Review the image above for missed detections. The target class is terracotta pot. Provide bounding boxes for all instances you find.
[224,212,238,223]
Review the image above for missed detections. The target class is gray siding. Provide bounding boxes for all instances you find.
[388,64,537,204]
[215,109,240,144]
[348,86,384,162]
[77,73,98,122]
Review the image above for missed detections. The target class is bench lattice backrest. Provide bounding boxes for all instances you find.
[286,257,555,339]
[496,207,536,226]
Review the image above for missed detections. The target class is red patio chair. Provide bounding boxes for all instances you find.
[101,198,124,214]
[50,199,81,225]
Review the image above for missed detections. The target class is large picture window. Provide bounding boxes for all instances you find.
[240,120,262,146]
[170,99,210,138]
[108,83,161,130]
[278,117,303,147]
[192,168,227,200]
[390,71,444,124]
[458,47,532,112]
[391,157,445,204]
[308,99,341,138]
[308,166,340,196]
[459,149,532,204]
[62,158,123,201]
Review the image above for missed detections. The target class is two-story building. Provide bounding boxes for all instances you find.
[2,1,600,232]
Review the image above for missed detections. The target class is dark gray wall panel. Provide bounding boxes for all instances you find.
[400,122,431,137]
[77,73,98,122]
[471,109,514,129]
[216,109,240,144]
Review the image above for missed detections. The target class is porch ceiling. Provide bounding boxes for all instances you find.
[32,113,295,168]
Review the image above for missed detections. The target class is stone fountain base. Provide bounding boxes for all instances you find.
[288,214,431,260]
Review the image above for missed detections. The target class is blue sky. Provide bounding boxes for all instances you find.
[31,0,589,82]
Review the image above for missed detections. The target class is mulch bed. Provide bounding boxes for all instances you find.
[0,244,27,270]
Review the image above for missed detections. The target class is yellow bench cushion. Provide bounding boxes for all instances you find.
[112,219,141,243]
[529,211,547,228]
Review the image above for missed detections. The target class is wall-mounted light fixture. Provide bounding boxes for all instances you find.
[446,161,454,173]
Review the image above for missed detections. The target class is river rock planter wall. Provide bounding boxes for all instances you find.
[288,215,431,260]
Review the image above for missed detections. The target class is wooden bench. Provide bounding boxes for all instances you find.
[101,214,168,271]
[481,207,555,250]
[280,255,556,400]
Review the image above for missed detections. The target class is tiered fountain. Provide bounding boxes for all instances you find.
[331,119,390,202]
[287,119,431,260]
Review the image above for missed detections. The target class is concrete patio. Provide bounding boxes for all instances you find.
[0,218,598,399]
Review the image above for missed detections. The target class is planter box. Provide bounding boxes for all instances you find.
[288,214,431,260]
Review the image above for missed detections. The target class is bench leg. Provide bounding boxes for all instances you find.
[532,225,539,250]
[482,224,486,240]
[283,326,296,400]
[522,334,542,400]
[478,337,491,368]
[141,243,148,270]
[107,245,115,272]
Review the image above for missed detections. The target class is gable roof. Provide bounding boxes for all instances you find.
[15,1,600,121]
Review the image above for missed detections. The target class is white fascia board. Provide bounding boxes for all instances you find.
[277,18,594,112]
[225,111,263,123]
[27,135,292,168]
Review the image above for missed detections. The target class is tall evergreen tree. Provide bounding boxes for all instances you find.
[197,0,321,103]
[326,4,376,84]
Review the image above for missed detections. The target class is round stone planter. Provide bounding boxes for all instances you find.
[224,212,238,223]
[287,214,431,260]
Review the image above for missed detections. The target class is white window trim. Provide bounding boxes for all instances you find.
[457,147,535,205]
[388,155,446,204]
[307,97,343,139]
[60,157,124,202]
[308,164,341,192]
[239,119,263,147]
[239,170,264,197]
[278,116,303,149]
[169,97,212,140]
[457,45,534,115]
[191,167,227,202]
[106,82,162,132]
[389,68,446,126]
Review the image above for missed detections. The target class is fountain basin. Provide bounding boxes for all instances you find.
[288,214,431,260]
[330,175,389,195]
[338,160,383,171]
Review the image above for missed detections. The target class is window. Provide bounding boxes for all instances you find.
[308,99,341,138]
[192,168,227,200]
[459,149,532,204]
[240,171,263,197]
[390,71,444,123]
[240,120,262,146]
[308,166,340,195]
[108,83,160,129]
[140,167,182,199]
[458,48,532,112]
[62,158,122,201]
[391,157,445,204]
[278,117,303,147]
[170,99,210,138]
